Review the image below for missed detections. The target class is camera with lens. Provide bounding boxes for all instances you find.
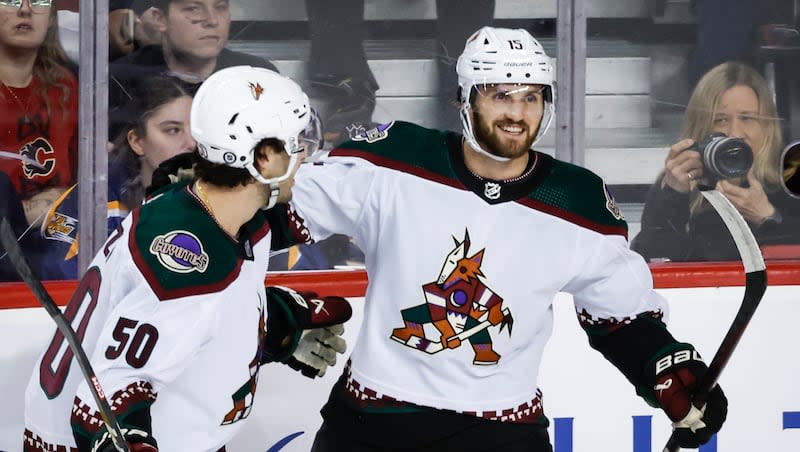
[690,132,753,182]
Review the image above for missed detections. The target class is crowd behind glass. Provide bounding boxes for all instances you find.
[0,0,798,282]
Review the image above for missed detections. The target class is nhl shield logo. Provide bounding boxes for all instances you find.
[150,230,210,273]
[484,182,501,200]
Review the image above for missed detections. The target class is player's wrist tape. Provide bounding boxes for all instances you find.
[638,342,706,408]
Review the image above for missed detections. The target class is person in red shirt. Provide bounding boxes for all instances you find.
[0,0,78,228]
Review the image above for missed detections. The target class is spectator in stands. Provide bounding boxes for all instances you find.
[108,0,278,137]
[39,76,195,280]
[0,0,78,228]
[632,62,800,262]
[305,0,494,144]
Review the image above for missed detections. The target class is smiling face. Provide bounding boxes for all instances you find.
[157,0,230,62]
[711,84,766,157]
[0,0,51,52]
[470,83,544,160]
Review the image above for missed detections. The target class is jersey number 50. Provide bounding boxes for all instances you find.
[39,267,160,398]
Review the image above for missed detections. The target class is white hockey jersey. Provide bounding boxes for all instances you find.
[288,121,669,419]
[24,183,274,452]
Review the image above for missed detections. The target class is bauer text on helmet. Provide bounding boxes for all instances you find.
[456,27,555,161]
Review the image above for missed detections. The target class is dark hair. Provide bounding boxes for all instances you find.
[193,138,285,188]
[110,76,191,208]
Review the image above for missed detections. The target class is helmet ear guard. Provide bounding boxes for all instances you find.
[455,27,556,160]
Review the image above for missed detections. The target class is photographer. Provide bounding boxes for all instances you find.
[632,62,800,262]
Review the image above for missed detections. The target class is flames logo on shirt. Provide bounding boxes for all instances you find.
[390,230,514,365]
[149,230,209,273]
[20,137,56,179]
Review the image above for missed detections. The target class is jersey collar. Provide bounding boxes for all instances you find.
[447,132,552,204]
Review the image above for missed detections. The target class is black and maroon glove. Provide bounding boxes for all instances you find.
[90,427,158,452]
[644,343,728,448]
[263,286,352,378]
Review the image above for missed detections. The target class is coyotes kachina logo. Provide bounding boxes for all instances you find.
[390,230,513,365]
[249,81,264,100]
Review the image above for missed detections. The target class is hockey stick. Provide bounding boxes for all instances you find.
[662,190,767,452]
[0,219,130,452]
[392,308,510,354]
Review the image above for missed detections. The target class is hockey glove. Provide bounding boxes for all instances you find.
[288,324,347,378]
[642,343,728,448]
[262,286,352,378]
[90,427,158,452]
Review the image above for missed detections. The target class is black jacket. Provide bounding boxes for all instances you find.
[632,179,800,262]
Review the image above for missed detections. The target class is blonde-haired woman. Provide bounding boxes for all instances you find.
[0,0,78,227]
[632,62,800,261]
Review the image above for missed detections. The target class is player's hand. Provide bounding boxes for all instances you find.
[284,324,347,378]
[662,139,704,193]
[648,344,728,448]
[717,172,776,225]
[92,428,158,452]
[262,286,352,376]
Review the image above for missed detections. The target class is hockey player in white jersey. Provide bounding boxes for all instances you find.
[278,27,729,451]
[22,67,352,452]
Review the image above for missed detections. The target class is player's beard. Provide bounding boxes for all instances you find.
[473,110,538,160]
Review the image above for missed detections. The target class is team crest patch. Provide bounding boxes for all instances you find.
[149,230,209,273]
[349,121,394,143]
[603,183,624,220]
[390,230,513,366]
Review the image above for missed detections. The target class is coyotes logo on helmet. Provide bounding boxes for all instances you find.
[248,82,264,101]
[390,230,513,365]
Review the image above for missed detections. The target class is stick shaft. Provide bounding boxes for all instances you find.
[662,191,767,452]
[0,219,130,452]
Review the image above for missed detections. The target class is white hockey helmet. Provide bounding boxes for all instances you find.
[190,66,317,188]
[456,27,555,161]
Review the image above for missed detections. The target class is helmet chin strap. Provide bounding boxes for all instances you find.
[263,182,281,210]
[247,167,282,210]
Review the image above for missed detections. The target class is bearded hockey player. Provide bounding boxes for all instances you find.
[280,27,728,451]
[22,67,351,452]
